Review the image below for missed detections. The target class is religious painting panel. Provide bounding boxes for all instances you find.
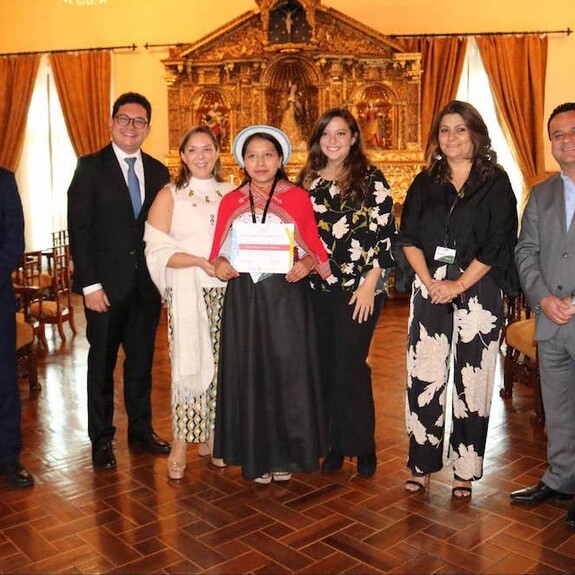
[194,90,231,152]
[354,85,396,150]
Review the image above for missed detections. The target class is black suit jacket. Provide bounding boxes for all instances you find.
[0,167,25,315]
[67,143,170,303]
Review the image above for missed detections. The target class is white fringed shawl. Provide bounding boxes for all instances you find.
[144,222,214,401]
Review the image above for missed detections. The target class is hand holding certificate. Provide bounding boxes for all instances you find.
[231,222,295,274]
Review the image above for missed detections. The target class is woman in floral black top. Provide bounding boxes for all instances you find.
[297,108,396,478]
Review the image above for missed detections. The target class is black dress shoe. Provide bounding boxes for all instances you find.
[0,462,34,488]
[321,449,344,472]
[128,432,170,454]
[510,481,572,504]
[566,504,575,528]
[92,441,117,469]
[357,452,377,478]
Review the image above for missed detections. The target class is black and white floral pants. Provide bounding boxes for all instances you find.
[405,266,503,481]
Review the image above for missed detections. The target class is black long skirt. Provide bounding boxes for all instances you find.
[213,273,327,480]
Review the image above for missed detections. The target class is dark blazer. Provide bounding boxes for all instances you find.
[0,167,25,315]
[515,174,575,341]
[67,143,170,303]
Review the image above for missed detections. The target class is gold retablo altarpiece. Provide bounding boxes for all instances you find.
[163,0,422,203]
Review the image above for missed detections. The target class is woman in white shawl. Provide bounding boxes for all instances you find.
[145,125,235,479]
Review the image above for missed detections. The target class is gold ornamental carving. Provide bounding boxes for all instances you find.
[163,0,423,202]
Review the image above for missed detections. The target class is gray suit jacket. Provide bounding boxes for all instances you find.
[515,173,575,341]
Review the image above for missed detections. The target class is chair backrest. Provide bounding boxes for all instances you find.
[50,245,73,310]
[503,291,532,325]
[14,251,45,289]
[51,229,69,248]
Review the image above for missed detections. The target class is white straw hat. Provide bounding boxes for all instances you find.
[232,125,292,168]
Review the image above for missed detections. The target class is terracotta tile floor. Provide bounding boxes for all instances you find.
[4,294,575,574]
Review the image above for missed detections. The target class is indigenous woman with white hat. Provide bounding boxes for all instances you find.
[209,125,332,483]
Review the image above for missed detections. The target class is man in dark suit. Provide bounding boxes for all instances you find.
[0,168,34,488]
[68,92,171,469]
[513,102,575,527]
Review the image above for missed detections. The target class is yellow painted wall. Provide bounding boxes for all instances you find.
[1,0,574,170]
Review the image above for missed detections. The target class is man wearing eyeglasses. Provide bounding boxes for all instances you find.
[68,92,171,470]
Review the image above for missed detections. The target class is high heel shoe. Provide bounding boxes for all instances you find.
[357,453,377,478]
[452,477,472,499]
[167,440,187,480]
[405,473,430,493]
[321,449,344,472]
[167,460,186,480]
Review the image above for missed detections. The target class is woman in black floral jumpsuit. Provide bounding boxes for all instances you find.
[395,101,518,498]
[298,108,396,478]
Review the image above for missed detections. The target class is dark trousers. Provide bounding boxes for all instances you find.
[312,289,382,456]
[85,289,161,445]
[0,312,22,464]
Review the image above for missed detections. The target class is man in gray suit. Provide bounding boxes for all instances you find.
[512,102,575,527]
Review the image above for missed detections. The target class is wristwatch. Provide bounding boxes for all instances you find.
[570,292,575,306]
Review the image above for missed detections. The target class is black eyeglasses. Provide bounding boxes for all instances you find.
[114,114,149,130]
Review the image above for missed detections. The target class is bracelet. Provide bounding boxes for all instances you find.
[457,278,466,302]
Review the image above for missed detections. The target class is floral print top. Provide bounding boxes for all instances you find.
[308,165,396,293]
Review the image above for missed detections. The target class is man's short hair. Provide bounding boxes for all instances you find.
[547,102,575,137]
[112,92,152,122]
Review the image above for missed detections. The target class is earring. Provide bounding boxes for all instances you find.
[435,153,443,161]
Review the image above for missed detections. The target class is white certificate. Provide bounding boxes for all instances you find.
[230,222,295,274]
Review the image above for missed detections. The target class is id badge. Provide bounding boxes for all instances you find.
[434,245,456,264]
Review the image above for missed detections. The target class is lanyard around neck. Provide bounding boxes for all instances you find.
[248,180,277,224]
[443,183,466,246]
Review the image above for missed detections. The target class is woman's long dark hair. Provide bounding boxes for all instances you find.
[175,125,225,189]
[238,132,289,188]
[426,100,498,182]
[297,108,369,205]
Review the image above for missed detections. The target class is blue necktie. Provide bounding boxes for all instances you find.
[125,157,141,218]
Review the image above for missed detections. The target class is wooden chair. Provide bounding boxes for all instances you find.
[16,311,40,391]
[28,245,77,345]
[500,291,544,424]
[13,251,53,349]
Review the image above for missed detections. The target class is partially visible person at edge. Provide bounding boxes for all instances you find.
[512,102,575,529]
[395,100,518,498]
[0,168,34,489]
[209,125,331,484]
[296,108,396,479]
[144,126,235,480]
[68,92,171,470]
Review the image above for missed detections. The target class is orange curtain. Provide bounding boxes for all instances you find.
[0,55,41,171]
[49,51,111,157]
[420,38,467,152]
[476,35,548,192]
[398,37,467,152]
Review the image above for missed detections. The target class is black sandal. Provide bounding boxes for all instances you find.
[452,478,472,499]
[405,474,429,493]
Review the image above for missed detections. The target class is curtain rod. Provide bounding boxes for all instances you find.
[390,28,572,38]
[142,42,185,49]
[0,44,137,57]
[1,26,571,57]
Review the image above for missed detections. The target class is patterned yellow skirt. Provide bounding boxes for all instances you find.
[168,287,225,443]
